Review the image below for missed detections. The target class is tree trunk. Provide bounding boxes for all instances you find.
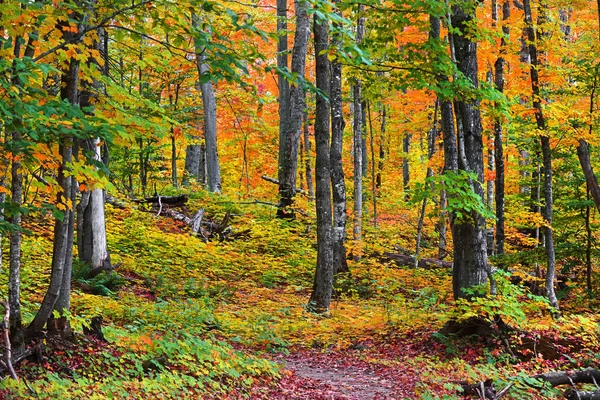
[78,22,110,279]
[28,18,82,335]
[402,133,411,196]
[329,0,349,275]
[193,15,221,193]
[184,141,206,186]
[494,0,510,260]
[277,0,310,217]
[376,105,386,189]
[523,0,559,309]
[309,13,333,313]
[450,4,490,299]
[303,108,314,199]
[277,0,290,195]
[430,15,453,261]
[78,139,110,273]
[353,4,365,245]
[8,26,38,347]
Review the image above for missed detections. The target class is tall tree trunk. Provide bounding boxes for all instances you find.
[309,13,333,313]
[376,105,386,189]
[78,23,110,277]
[353,4,365,245]
[402,133,411,198]
[494,0,510,260]
[193,15,221,193]
[430,15,453,261]
[450,4,490,299]
[277,0,290,194]
[523,0,559,310]
[330,0,348,275]
[303,108,314,199]
[277,0,310,217]
[8,21,38,347]
[415,101,439,264]
[366,102,378,228]
[28,1,88,333]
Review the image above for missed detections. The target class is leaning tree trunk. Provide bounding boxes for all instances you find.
[329,0,349,275]
[523,0,558,309]
[309,13,333,313]
[277,0,310,217]
[28,19,83,336]
[193,14,221,193]
[450,4,490,299]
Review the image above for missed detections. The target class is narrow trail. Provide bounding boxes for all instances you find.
[282,355,397,399]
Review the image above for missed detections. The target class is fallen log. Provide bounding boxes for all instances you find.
[382,252,453,269]
[565,390,600,400]
[461,368,600,399]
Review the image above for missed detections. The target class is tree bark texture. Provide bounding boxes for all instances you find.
[309,15,333,313]
[193,14,221,193]
[184,142,206,186]
[330,0,349,275]
[353,5,365,243]
[523,0,559,309]
[450,5,490,299]
[302,108,314,199]
[28,25,82,335]
[277,0,290,187]
[494,0,510,259]
[277,0,310,217]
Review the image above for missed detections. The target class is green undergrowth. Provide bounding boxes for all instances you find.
[1,190,599,398]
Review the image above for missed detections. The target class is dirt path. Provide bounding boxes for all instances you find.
[283,355,397,400]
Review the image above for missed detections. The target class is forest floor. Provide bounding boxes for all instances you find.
[1,191,600,399]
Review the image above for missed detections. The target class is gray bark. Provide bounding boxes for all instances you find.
[450,5,490,299]
[303,108,314,199]
[28,13,83,334]
[277,0,310,217]
[494,0,510,259]
[277,0,290,185]
[309,14,333,313]
[330,0,348,275]
[353,4,365,243]
[193,14,221,193]
[430,15,453,261]
[78,21,110,277]
[402,133,411,195]
[184,142,206,186]
[8,26,38,346]
[523,0,559,309]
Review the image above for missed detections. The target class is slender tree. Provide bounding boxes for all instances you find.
[193,14,221,193]
[523,0,559,309]
[277,0,310,217]
[330,0,348,275]
[353,4,365,245]
[309,11,333,313]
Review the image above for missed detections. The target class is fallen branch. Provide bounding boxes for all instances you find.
[261,175,305,194]
[381,252,453,269]
[135,195,188,207]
